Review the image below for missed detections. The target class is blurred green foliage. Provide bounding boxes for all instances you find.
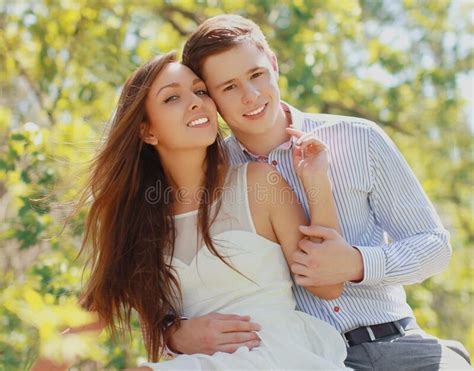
[0,0,472,369]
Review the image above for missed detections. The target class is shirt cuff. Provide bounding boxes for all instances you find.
[161,344,179,360]
[162,316,189,358]
[352,245,386,286]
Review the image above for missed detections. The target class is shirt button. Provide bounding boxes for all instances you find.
[271,160,278,166]
[334,306,340,313]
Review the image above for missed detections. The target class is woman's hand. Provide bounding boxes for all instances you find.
[286,127,330,181]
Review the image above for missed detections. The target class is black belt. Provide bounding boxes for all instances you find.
[343,317,418,347]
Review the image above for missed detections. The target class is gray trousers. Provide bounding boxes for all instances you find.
[345,328,471,370]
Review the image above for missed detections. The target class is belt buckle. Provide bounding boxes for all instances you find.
[393,320,406,336]
[365,326,376,342]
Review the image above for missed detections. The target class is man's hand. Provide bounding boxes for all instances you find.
[168,313,261,355]
[287,127,330,180]
[291,225,364,286]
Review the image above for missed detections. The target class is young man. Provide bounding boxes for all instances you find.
[167,14,471,369]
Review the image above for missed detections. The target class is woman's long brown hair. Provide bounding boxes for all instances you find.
[75,52,228,361]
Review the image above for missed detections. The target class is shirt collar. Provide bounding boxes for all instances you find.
[237,101,304,162]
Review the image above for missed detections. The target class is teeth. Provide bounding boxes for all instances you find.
[245,104,266,116]
[187,117,209,127]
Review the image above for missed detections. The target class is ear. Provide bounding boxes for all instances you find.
[269,51,279,76]
[140,123,158,145]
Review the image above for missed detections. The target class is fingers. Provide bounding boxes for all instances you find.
[208,313,261,333]
[286,127,304,138]
[292,249,309,264]
[219,320,261,333]
[300,142,327,158]
[289,130,328,165]
[215,324,262,353]
[171,313,261,356]
[287,129,328,155]
[210,313,251,321]
[290,262,310,276]
[297,137,327,157]
[288,128,304,161]
[217,339,261,353]
[220,330,260,345]
[245,339,262,350]
[293,145,303,159]
[297,237,322,255]
[292,133,328,163]
[296,134,327,148]
[299,225,338,240]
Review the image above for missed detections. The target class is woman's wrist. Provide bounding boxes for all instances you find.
[164,316,188,355]
[301,168,330,187]
[303,172,333,202]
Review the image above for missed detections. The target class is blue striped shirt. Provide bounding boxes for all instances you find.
[224,103,451,333]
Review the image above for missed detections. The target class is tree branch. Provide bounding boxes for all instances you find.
[49,12,86,118]
[13,55,56,126]
[161,11,189,36]
[159,4,206,36]
[0,27,55,126]
[163,4,205,24]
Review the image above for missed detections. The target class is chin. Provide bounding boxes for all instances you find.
[204,133,219,146]
[205,137,218,146]
[249,122,274,135]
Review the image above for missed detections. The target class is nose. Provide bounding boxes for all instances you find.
[241,82,260,105]
[190,94,203,111]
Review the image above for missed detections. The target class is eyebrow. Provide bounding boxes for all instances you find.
[156,78,203,97]
[215,67,262,89]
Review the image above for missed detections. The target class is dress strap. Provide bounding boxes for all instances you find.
[234,163,257,234]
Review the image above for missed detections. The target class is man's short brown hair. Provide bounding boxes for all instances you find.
[182,14,272,78]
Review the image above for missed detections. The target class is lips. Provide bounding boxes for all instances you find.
[243,103,267,117]
[187,117,210,127]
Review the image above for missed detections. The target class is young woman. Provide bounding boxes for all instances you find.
[33,52,347,370]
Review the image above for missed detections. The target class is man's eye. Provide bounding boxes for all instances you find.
[251,72,263,79]
[223,84,236,92]
[196,89,208,96]
[164,95,178,103]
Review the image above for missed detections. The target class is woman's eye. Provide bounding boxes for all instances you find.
[164,95,178,103]
[196,89,208,96]
[223,84,236,92]
[251,72,263,79]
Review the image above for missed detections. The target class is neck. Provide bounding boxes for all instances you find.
[158,148,207,207]
[234,105,290,157]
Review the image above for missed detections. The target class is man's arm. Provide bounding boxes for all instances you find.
[354,124,451,286]
[165,313,261,356]
[290,123,451,288]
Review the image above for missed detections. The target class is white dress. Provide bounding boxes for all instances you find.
[142,163,347,370]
